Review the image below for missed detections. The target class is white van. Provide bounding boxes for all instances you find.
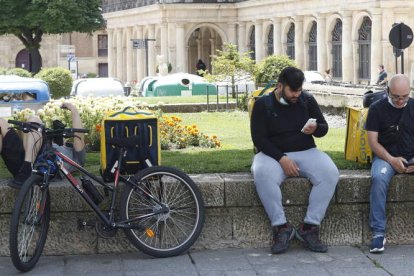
[70,78,125,97]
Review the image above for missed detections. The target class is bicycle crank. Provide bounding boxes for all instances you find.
[95,222,118,238]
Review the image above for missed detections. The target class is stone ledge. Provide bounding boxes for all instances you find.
[0,170,413,256]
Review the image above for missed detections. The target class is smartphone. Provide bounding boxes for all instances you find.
[301,118,317,132]
[403,160,414,167]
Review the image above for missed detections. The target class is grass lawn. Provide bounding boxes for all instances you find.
[0,111,369,180]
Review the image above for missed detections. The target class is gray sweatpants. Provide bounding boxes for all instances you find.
[251,148,339,226]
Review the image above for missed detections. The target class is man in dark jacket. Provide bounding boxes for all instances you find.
[250,67,339,254]
[365,74,414,254]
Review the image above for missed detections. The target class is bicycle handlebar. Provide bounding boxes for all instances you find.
[8,120,89,136]
[8,120,44,133]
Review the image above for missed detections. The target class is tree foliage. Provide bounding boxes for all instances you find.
[255,55,297,85]
[0,0,105,73]
[204,43,256,98]
[35,67,72,99]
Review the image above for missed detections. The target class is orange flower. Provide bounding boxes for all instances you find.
[95,124,102,132]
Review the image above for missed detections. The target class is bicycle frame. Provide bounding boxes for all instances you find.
[37,145,168,230]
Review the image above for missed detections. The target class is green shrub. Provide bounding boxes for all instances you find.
[0,67,8,75]
[7,68,32,77]
[86,72,97,78]
[35,67,72,99]
[237,92,248,111]
[255,55,297,85]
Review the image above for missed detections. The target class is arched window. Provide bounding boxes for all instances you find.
[308,21,317,71]
[332,18,342,78]
[267,25,274,56]
[249,26,255,60]
[358,16,371,80]
[287,23,295,60]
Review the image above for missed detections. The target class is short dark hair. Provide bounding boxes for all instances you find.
[277,67,304,91]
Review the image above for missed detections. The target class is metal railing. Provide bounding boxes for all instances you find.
[206,84,254,112]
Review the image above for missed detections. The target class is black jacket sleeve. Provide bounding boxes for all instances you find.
[306,94,328,137]
[250,96,286,161]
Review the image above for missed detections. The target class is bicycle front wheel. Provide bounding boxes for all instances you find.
[121,166,205,258]
[9,175,50,272]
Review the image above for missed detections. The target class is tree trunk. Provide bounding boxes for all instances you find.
[231,75,236,98]
[16,28,43,74]
[28,48,42,74]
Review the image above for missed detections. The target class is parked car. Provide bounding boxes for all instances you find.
[0,75,51,117]
[70,78,125,97]
[304,71,327,84]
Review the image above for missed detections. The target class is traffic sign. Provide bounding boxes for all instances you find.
[389,22,413,49]
[131,39,146,49]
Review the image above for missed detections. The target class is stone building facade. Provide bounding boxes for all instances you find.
[1,0,414,85]
[0,31,108,78]
[103,0,414,85]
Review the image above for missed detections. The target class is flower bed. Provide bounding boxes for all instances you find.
[12,96,220,150]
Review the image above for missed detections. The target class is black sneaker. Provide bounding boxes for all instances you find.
[8,161,32,189]
[370,235,386,254]
[271,223,295,254]
[295,223,328,253]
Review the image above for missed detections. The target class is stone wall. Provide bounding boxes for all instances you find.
[0,170,413,256]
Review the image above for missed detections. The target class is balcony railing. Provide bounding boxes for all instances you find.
[102,0,246,13]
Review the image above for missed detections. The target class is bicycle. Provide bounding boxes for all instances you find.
[8,119,205,272]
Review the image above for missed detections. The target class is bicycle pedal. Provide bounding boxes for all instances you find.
[77,218,95,230]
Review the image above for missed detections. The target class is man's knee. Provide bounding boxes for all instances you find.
[0,118,9,136]
[26,115,42,124]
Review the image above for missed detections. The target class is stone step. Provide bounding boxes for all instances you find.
[0,170,413,256]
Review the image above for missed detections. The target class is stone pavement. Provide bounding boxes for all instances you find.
[1,245,413,275]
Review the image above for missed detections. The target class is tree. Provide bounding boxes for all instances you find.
[204,43,256,98]
[255,55,297,85]
[0,0,105,74]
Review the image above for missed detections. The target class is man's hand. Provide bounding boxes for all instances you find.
[279,156,300,177]
[389,156,407,174]
[406,164,414,174]
[302,123,317,135]
[61,102,77,112]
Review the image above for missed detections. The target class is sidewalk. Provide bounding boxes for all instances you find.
[1,245,413,275]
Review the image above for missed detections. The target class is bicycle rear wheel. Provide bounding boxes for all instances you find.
[120,166,205,257]
[9,175,50,272]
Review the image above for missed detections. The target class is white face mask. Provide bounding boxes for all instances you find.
[279,96,289,105]
[388,96,407,108]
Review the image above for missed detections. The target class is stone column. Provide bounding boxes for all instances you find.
[210,35,216,59]
[238,22,247,53]
[254,20,264,61]
[175,23,186,72]
[195,37,200,59]
[342,12,353,83]
[107,29,115,78]
[147,24,156,76]
[371,10,382,84]
[273,18,282,55]
[227,23,237,45]
[160,23,169,62]
[116,28,123,80]
[294,16,304,69]
[317,14,327,74]
[126,27,133,82]
[135,26,145,81]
